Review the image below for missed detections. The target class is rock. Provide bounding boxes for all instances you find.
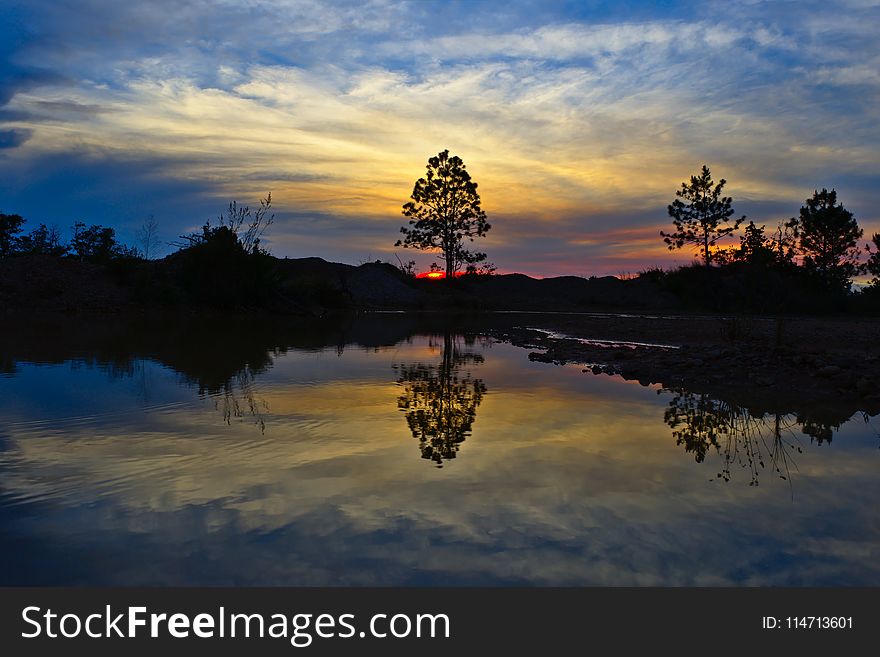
[792,355,803,366]
[856,377,875,396]
[754,376,774,387]
[686,358,704,368]
[817,365,841,378]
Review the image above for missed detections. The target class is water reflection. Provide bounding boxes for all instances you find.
[215,367,269,433]
[1,314,880,585]
[394,332,487,466]
[661,388,802,486]
[660,387,867,486]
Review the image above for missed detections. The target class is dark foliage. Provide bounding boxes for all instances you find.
[396,149,490,279]
[866,233,880,287]
[787,188,863,291]
[641,261,849,314]
[70,221,139,262]
[16,223,67,256]
[171,194,281,309]
[172,225,279,309]
[0,212,25,258]
[661,165,744,267]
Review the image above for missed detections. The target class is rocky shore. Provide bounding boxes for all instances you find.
[492,314,880,422]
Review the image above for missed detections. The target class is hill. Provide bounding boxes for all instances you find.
[0,254,676,315]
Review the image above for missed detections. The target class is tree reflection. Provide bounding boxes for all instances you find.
[394,332,487,467]
[211,365,269,434]
[661,388,805,486]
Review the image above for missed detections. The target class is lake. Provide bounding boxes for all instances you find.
[1,313,878,585]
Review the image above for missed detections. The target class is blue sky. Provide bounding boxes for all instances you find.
[1,0,878,276]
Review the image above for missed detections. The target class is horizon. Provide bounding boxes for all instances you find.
[1,1,879,278]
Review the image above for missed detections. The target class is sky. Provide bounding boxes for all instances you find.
[1,0,879,277]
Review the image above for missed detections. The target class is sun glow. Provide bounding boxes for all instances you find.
[416,271,465,280]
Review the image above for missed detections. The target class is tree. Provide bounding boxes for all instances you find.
[787,188,862,290]
[136,215,161,260]
[70,222,120,261]
[396,149,490,279]
[867,233,880,287]
[733,221,775,265]
[768,222,797,267]
[0,212,25,258]
[661,165,744,267]
[17,223,67,256]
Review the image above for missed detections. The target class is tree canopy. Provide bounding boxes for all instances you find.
[661,165,744,267]
[787,188,862,290]
[865,233,880,288]
[734,221,776,266]
[0,212,25,258]
[396,149,490,278]
[17,223,67,256]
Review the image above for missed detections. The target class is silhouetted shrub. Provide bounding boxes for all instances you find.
[16,223,67,256]
[653,261,847,314]
[70,221,138,262]
[0,212,25,258]
[172,226,281,309]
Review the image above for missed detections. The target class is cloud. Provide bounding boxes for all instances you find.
[0,128,31,149]
[0,1,878,274]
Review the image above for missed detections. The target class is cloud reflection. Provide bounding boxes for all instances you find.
[1,333,879,585]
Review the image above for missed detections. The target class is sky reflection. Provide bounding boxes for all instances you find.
[1,334,879,585]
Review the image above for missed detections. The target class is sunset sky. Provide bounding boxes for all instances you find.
[1,0,879,277]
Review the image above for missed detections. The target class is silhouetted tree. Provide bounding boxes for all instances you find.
[734,221,776,266]
[866,233,880,287]
[396,150,491,279]
[0,212,25,258]
[768,221,798,267]
[464,261,497,276]
[70,222,128,262]
[787,188,862,290]
[16,223,67,256]
[395,332,487,466]
[136,215,161,260]
[661,165,744,267]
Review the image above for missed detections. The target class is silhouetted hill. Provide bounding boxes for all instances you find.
[464,273,677,310]
[1,253,683,314]
[4,252,875,315]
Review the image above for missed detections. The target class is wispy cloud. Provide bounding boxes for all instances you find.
[0,0,878,275]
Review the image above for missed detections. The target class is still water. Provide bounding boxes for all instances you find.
[1,314,878,585]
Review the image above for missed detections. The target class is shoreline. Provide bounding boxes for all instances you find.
[491,315,880,429]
